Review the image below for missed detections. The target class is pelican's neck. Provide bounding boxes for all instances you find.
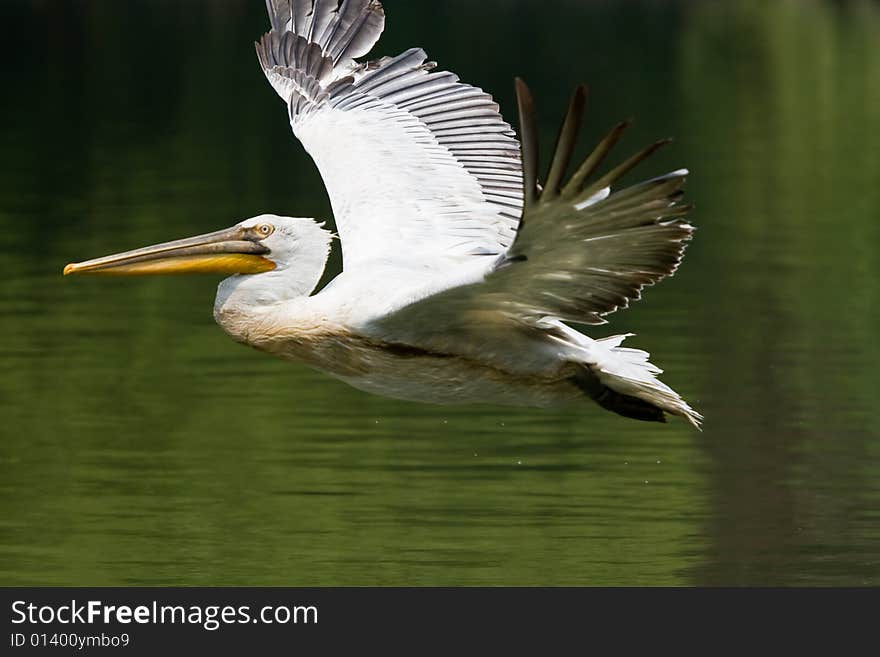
[213,248,329,344]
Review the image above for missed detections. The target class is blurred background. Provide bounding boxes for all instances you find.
[1,0,878,585]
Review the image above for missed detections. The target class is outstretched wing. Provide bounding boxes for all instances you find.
[257,0,522,270]
[374,80,695,342]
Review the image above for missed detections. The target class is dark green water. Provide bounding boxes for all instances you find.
[1,0,879,585]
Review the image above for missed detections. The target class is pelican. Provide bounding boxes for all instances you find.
[64,0,701,428]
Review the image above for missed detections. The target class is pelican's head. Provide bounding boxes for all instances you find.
[64,214,332,280]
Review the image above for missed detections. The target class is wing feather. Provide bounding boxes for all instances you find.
[376,80,695,341]
[257,0,522,268]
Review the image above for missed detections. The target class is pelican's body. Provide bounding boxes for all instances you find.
[221,305,587,409]
[65,0,702,427]
[214,240,587,408]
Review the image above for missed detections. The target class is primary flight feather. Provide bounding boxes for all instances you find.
[64,0,701,428]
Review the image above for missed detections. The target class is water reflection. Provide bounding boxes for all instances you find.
[678,0,880,585]
[0,0,878,585]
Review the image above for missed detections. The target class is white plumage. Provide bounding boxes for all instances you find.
[257,2,521,269]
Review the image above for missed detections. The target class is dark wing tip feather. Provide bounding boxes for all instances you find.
[543,84,588,197]
[561,120,632,199]
[578,138,673,203]
[504,80,695,322]
[515,78,539,209]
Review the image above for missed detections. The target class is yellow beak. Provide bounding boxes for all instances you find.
[63,226,276,276]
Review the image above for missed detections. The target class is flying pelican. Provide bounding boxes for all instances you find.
[64,0,701,428]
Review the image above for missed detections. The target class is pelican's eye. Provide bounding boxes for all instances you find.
[256,223,275,237]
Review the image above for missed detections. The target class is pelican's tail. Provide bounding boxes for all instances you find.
[553,324,702,429]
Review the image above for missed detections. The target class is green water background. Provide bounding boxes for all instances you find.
[1,0,878,585]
